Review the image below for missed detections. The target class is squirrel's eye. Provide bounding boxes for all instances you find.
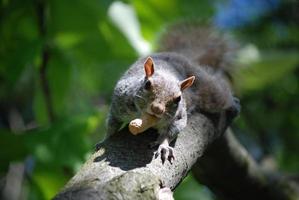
[173,96,181,104]
[144,80,152,90]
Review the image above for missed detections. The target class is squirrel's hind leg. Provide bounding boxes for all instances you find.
[225,97,241,127]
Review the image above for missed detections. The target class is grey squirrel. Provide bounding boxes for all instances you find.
[100,23,240,163]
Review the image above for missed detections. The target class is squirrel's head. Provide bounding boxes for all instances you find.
[135,56,195,119]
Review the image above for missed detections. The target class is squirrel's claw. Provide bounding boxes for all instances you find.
[156,143,174,164]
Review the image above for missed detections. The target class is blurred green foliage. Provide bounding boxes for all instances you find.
[0,0,298,199]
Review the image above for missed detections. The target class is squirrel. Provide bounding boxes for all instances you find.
[100,22,240,163]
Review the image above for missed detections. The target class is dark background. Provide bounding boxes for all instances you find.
[0,0,298,199]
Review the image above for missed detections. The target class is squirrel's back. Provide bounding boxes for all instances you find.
[154,22,238,113]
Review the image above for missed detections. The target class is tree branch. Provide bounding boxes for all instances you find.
[36,0,54,122]
[54,112,218,199]
[192,129,299,200]
[54,112,299,200]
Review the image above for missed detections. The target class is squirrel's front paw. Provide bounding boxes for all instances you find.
[95,143,101,151]
[155,144,175,164]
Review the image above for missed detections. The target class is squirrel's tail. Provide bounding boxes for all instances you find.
[157,22,238,81]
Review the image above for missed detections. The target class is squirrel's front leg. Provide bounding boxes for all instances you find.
[95,111,122,151]
[154,111,187,164]
[106,112,123,137]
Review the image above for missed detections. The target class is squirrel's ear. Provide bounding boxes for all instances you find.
[144,57,154,78]
[180,76,195,91]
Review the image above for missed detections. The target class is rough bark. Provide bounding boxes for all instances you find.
[54,112,218,200]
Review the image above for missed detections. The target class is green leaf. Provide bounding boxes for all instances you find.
[32,168,68,200]
[236,50,299,94]
[0,130,27,172]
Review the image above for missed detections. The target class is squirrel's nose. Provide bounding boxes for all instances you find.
[151,103,165,115]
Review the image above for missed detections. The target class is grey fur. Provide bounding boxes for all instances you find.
[158,22,238,82]
[104,25,238,162]
[106,52,235,155]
